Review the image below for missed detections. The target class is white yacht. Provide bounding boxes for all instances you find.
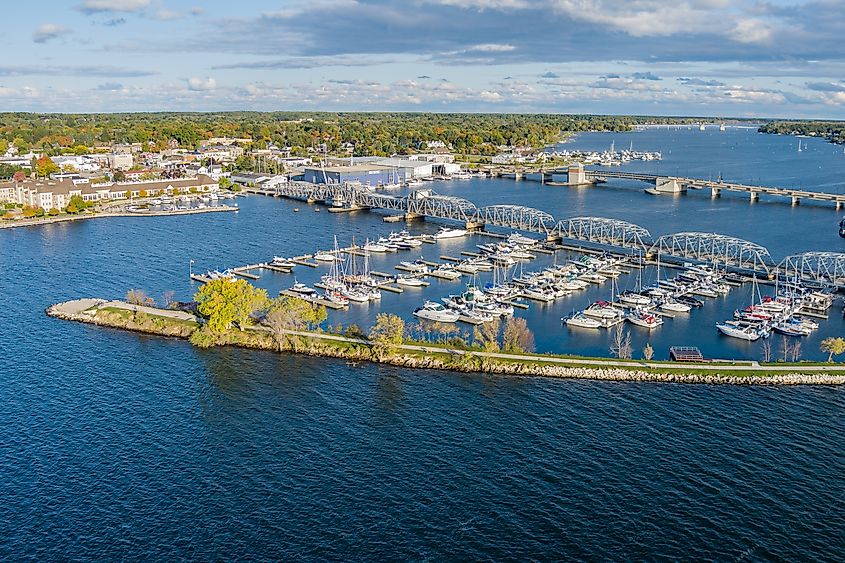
[396,276,426,287]
[364,241,388,252]
[716,321,764,341]
[314,252,340,262]
[564,313,602,329]
[413,301,460,323]
[433,227,468,240]
[288,282,316,295]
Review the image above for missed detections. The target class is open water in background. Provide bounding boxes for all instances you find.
[1,127,844,559]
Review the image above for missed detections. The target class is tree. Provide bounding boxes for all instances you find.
[502,317,534,353]
[65,194,86,214]
[21,206,37,218]
[369,313,405,357]
[610,325,632,359]
[820,337,845,362]
[761,340,772,363]
[264,295,327,351]
[126,289,154,306]
[113,170,126,182]
[473,318,501,352]
[47,208,59,216]
[194,278,269,334]
[642,342,654,361]
[218,177,232,190]
[34,155,59,178]
[162,290,176,308]
[12,170,26,183]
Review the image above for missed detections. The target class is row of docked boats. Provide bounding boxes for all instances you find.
[414,284,516,325]
[716,280,829,341]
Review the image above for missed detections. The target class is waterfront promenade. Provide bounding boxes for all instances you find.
[0,204,237,230]
[47,298,845,384]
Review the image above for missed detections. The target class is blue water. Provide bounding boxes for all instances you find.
[2,128,845,559]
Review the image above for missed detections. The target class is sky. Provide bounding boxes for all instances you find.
[3,0,845,117]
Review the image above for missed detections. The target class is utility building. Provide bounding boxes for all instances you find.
[303,164,405,186]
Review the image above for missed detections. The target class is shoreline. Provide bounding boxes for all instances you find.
[1,205,237,230]
[46,299,845,386]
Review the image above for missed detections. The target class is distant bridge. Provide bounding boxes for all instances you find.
[569,168,845,208]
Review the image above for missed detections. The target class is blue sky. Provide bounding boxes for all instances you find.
[3,0,845,117]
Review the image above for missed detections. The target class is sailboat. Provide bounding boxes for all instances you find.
[798,139,803,153]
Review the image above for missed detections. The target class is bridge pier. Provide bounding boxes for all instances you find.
[545,234,562,243]
[465,221,485,232]
[654,177,684,193]
[404,212,424,222]
[791,195,800,206]
[749,191,759,202]
[710,187,721,198]
[837,201,843,211]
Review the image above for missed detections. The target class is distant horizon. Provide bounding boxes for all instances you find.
[0,109,833,123]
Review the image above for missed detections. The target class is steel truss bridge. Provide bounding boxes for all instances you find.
[258,181,838,285]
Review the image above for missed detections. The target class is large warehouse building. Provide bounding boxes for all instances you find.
[302,164,405,186]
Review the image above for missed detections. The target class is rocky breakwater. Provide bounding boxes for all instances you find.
[46,299,198,338]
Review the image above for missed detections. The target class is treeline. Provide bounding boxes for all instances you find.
[759,121,845,144]
[1,112,714,157]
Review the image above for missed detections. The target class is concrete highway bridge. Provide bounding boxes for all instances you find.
[249,181,845,285]
[563,167,845,208]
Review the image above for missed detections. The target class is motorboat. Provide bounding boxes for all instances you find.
[288,282,315,295]
[342,286,371,303]
[396,276,426,287]
[272,256,296,268]
[314,252,340,262]
[458,308,496,325]
[564,313,602,329]
[433,227,468,240]
[399,261,429,273]
[413,301,460,323]
[716,321,764,341]
[676,295,704,308]
[660,299,691,313]
[618,291,651,306]
[583,301,621,320]
[364,241,387,252]
[432,267,462,280]
[323,289,349,306]
[522,285,555,302]
[626,310,663,330]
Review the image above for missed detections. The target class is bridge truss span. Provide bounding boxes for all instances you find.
[777,252,845,285]
[408,193,478,222]
[479,205,555,234]
[651,232,773,271]
[552,216,652,249]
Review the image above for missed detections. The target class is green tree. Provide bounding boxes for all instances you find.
[218,176,232,190]
[369,313,405,357]
[47,207,60,216]
[820,337,845,362]
[194,278,269,334]
[65,194,86,214]
[113,170,126,181]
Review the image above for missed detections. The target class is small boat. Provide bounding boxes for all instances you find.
[772,322,805,337]
[413,301,460,323]
[342,287,370,303]
[660,299,691,313]
[364,241,387,252]
[618,291,651,306]
[676,295,704,308]
[314,252,340,262]
[396,276,426,287]
[564,313,601,329]
[432,267,462,280]
[399,261,429,273]
[626,310,663,330]
[839,217,845,238]
[433,227,468,240]
[583,301,621,319]
[716,321,763,341]
[272,256,296,268]
[288,282,315,295]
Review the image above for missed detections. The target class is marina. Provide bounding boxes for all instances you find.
[181,127,845,362]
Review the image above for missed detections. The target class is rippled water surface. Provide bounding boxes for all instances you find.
[2,128,845,560]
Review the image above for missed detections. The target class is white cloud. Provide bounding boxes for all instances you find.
[468,43,516,52]
[187,77,217,91]
[77,0,150,14]
[32,24,72,43]
[154,9,182,21]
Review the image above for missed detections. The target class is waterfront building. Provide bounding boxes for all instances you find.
[0,175,217,210]
[302,164,406,186]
